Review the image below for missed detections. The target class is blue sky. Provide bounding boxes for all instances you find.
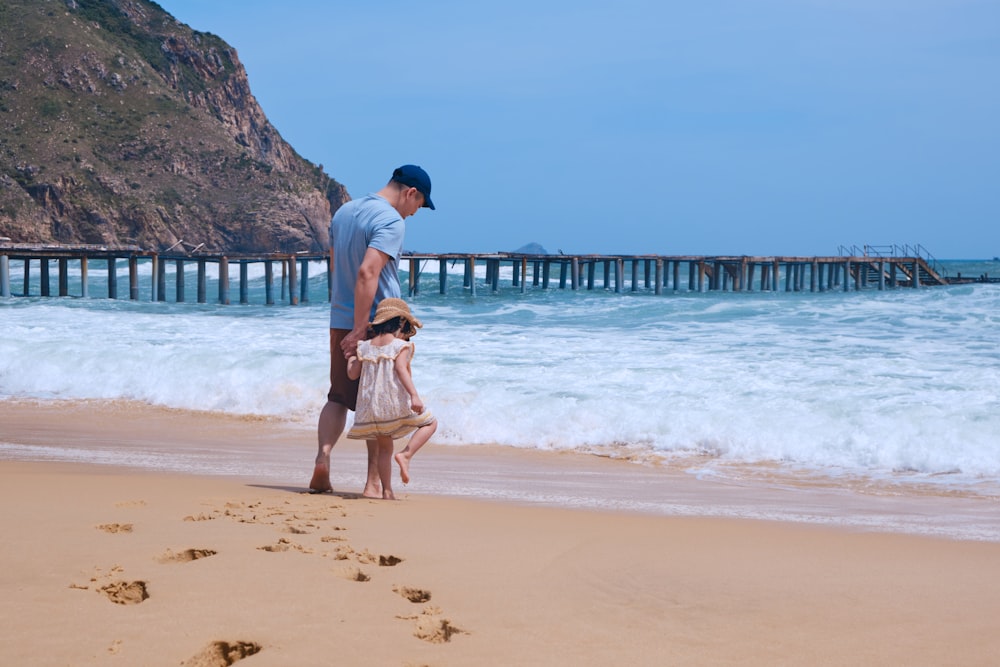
[158,1,999,258]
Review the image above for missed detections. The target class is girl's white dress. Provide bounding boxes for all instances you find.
[347,338,435,440]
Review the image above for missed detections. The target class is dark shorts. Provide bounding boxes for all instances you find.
[327,328,359,411]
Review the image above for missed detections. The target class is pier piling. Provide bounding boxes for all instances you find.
[40,259,50,297]
[240,261,249,305]
[219,257,230,305]
[58,258,68,297]
[265,261,274,305]
[155,257,165,301]
[129,256,139,300]
[176,260,185,303]
[300,259,309,303]
[150,255,158,302]
[0,254,9,298]
[197,260,207,303]
[287,258,298,305]
[107,258,117,300]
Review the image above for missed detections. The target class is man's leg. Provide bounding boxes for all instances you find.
[311,328,356,492]
[310,399,347,492]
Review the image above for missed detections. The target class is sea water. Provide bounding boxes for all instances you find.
[2,258,999,527]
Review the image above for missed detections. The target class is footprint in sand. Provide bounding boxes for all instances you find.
[332,546,403,566]
[181,640,261,667]
[69,565,127,594]
[336,565,371,582]
[284,522,316,534]
[210,499,345,528]
[393,585,431,603]
[96,522,133,533]
[332,545,356,561]
[100,580,149,605]
[354,546,382,562]
[396,606,466,644]
[157,548,218,564]
[257,538,313,554]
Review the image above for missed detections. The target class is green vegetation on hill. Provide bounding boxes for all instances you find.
[0,0,348,252]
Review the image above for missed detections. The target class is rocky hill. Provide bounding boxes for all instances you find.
[0,0,349,253]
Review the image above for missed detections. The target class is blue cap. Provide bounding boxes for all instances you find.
[392,165,435,210]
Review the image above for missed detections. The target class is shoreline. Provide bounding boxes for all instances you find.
[2,398,998,542]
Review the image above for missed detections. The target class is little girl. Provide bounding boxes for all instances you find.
[345,298,437,499]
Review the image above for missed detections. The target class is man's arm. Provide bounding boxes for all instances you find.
[340,247,390,357]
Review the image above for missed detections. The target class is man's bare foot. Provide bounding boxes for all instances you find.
[362,481,382,499]
[309,462,333,492]
[394,452,411,484]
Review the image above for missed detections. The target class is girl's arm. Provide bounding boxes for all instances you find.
[393,345,424,414]
[346,355,361,381]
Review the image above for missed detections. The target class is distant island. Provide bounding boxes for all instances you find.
[512,242,548,255]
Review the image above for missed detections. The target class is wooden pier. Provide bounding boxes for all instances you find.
[401,251,963,297]
[0,244,318,305]
[0,243,986,306]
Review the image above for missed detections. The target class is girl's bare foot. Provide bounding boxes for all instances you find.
[394,452,411,484]
[382,489,396,500]
[362,481,382,499]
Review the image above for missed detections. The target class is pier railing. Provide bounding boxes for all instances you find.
[838,243,947,279]
[0,243,982,306]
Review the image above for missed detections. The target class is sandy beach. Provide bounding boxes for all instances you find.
[2,402,1000,666]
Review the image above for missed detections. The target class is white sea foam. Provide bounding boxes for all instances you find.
[2,259,999,492]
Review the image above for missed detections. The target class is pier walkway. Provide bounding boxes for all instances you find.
[0,242,988,306]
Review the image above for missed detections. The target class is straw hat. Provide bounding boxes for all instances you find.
[370,297,422,333]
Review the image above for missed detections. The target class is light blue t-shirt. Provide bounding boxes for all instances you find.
[328,194,405,329]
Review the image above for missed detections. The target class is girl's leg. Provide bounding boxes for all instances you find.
[394,418,437,484]
[376,436,395,500]
[362,439,381,498]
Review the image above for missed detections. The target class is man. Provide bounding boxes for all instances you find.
[309,164,435,496]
